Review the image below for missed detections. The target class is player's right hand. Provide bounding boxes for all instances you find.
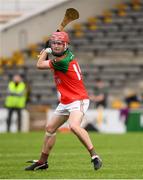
[37,49,45,58]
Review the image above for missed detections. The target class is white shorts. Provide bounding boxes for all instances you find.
[55,99,90,116]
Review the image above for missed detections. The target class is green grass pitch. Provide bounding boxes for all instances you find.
[0,131,143,179]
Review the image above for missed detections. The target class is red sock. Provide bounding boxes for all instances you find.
[88,147,96,157]
[39,152,48,163]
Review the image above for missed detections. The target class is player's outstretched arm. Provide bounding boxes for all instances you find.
[37,49,51,69]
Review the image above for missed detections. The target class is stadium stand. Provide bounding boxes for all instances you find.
[70,0,143,56]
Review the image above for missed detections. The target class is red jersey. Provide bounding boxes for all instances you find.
[49,59,89,104]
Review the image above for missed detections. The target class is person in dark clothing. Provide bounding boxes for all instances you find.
[90,78,108,108]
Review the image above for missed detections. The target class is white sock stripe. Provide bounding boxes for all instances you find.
[91,155,99,160]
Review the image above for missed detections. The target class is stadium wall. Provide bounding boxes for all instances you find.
[0,109,29,133]
[0,0,127,57]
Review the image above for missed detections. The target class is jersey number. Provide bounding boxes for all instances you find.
[73,64,81,80]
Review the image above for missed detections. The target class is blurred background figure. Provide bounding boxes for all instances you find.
[123,88,141,109]
[138,81,143,107]
[4,74,27,132]
[89,78,108,128]
[120,88,141,125]
[90,78,108,109]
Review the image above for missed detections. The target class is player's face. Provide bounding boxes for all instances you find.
[50,40,65,54]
